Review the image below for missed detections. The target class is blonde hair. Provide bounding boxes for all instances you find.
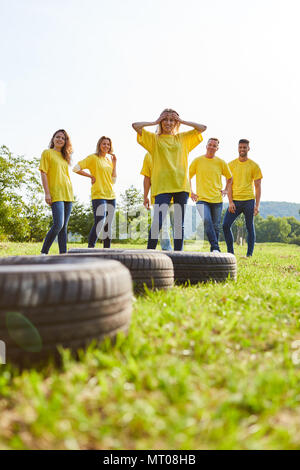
[157,108,181,135]
[96,136,114,156]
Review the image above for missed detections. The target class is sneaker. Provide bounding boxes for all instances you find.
[212,250,220,253]
[40,253,47,256]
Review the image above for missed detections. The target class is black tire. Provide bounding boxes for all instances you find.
[110,249,237,284]
[67,251,174,291]
[68,248,125,254]
[0,256,132,366]
[163,251,237,283]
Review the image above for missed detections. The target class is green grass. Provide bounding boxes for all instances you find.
[0,242,300,449]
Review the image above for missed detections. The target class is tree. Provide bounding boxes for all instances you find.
[255,215,291,243]
[24,200,52,242]
[235,214,246,245]
[118,185,145,233]
[218,209,245,243]
[118,185,144,219]
[68,199,94,242]
[0,145,46,241]
[284,217,300,240]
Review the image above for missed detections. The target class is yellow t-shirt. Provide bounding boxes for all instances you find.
[229,158,263,200]
[77,154,115,200]
[140,153,176,205]
[39,149,74,203]
[140,152,155,205]
[137,128,203,196]
[140,152,152,179]
[189,155,232,203]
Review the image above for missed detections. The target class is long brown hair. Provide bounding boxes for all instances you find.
[49,129,73,164]
[157,108,181,135]
[96,136,113,156]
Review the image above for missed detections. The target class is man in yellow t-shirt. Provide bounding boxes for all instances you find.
[140,153,174,250]
[222,139,263,257]
[189,138,232,252]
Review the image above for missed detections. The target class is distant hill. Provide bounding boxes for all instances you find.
[183,201,300,239]
[222,201,300,220]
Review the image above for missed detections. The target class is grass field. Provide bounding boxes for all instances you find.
[0,242,299,449]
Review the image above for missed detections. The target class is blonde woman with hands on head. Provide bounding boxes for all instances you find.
[73,136,117,248]
[133,109,206,250]
[40,129,74,254]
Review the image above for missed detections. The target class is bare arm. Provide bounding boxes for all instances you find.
[132,111,173,135]
[227,179,236,213]
[143,176,151,210]
[110,154,117,180]
[221,177,233,197]
[254,179,262,215]
[40,170,52,206]
[132,120,160,136]
[179,119,207,133]
[73,165,96,184]
[189,178,198,202]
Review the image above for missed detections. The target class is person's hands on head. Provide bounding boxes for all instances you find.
[155,111,169,124]
[171,111,181,123]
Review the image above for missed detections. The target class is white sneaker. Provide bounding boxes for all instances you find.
[212,250,220,253]
[41,253,47,256]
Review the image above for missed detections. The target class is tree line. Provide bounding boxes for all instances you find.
[1,146,299,246]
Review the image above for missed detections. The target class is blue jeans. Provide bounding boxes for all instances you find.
[88,199,116,248]
[196,201,223,251]
[159,207,175,251]
[148,192,189,251]
[223,199,255,256]
[41,201,73,254]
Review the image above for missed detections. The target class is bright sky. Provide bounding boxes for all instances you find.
[1,0,299,204]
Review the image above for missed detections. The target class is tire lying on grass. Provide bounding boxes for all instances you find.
[113,249,237,284]
[0,256,133,366]
[68,247,125,254]
[164,251,237,284]
[67,250,174,291]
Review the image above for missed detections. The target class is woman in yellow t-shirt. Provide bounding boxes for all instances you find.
[39,129,74,254]
[73,136,117,248]
[133,109,206,250]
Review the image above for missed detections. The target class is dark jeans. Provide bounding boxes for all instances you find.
[88,199,116,248]
[223,199,255,256]
[148,192,189,251]
[196,201,223,251]
[41,201,73,254]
